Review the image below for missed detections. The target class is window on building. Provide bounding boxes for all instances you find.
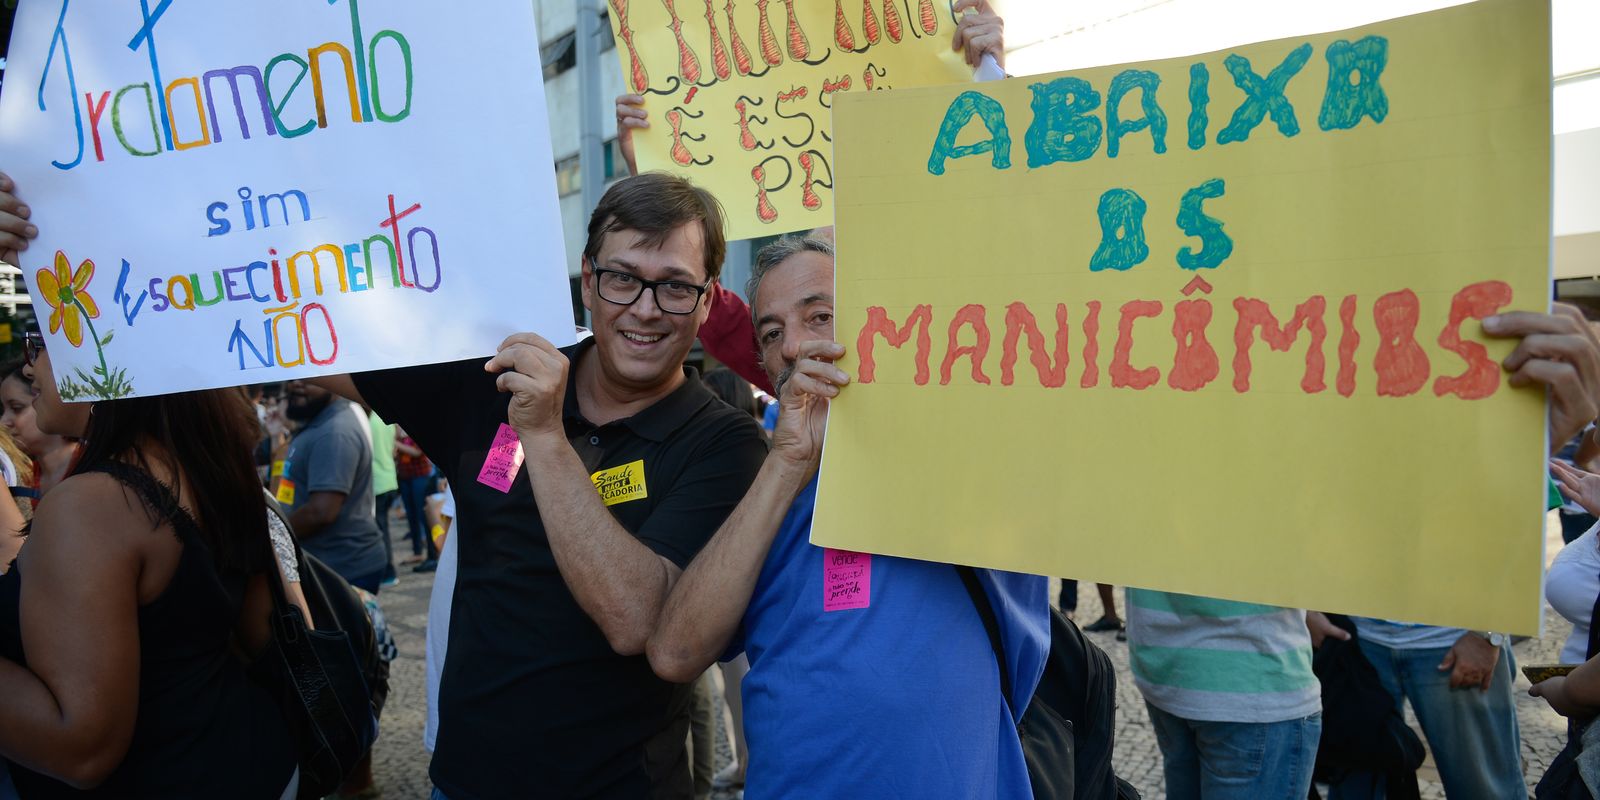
[555,138,625,198]
[541,30,576,81]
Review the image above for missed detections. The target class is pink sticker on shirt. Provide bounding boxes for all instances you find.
[823,548,871,611]
[476,423,525,493]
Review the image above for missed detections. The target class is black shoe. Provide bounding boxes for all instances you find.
[1116,627,1128,642]
[413,559,439,573]
[1084,615,1123,633]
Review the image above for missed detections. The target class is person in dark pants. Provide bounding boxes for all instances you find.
[369,409,401,585]
[1059,578,1078,620]
[396,430,439,571]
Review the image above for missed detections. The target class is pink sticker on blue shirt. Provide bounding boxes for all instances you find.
[477,423,525,493]
[823,548,871,611]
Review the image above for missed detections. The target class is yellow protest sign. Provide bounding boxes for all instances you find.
[606,0,970,240]
[813,0,1552,634]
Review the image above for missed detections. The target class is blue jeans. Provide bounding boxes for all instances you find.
[1146,703,1321,800]
[1329,638,1523,799]
[431,790,448,800]
[399,474,437,559]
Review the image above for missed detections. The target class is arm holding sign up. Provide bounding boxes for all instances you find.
[648,340,845,683]
[485,332,686,656]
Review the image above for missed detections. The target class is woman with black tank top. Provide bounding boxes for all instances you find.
[0,344,297,798]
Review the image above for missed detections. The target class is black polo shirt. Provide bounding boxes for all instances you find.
[353,339,767,800]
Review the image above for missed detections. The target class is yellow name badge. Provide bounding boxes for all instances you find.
[591,460,647,507]
[275,479,296,506]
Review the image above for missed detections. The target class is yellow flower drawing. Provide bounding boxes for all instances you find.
[36,251,100,348]
[32,251,131,399]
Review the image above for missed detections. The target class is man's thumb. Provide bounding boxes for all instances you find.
[1438,651,1456,671]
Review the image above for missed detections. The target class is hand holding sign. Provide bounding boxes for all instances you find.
[950,0,1004,70]
[771,339,847,479]
[0,173,38,266]
[615,94,650,177]
[487,333,571,441]
[1485,305,1600,451]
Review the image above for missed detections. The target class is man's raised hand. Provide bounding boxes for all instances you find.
[486,333,570,439]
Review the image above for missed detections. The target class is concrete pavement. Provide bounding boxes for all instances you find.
[364,519,1574,799]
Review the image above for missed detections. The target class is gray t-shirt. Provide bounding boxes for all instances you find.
[282,397,386,580]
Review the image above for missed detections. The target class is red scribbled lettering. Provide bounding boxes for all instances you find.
[727,0,755,75]
[609,0,651,93]
[1000,302,1069,388]
[939,304,992,385]
[378,193,421,289]
[881,0,903,42]
[1337,294,1359,398]
[857,304,933,385]
[1433,280,1513,400]
[302,302,340,365]
[668,109,698,166]
[781,0,811,61]
[833,0,858,50]
[752,163,780,223]
[703,0,732,80]
[1080,300,1101,388]
[665,0,704,83]
[1169,297,1219,392]
[917,0,938,34]
[861,0,881,44]
[1111,300,1163,389]
[736,99,766,150]
[756,0,784,66]
[1373,289,1430,397]
[1232,296,1327,394]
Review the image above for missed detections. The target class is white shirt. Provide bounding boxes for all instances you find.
[424,488,458,752]
[1548,523,1600,663]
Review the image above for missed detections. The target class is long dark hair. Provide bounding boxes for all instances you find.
[72,388,270,576]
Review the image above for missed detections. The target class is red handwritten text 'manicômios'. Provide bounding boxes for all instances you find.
[855,277,1513,399]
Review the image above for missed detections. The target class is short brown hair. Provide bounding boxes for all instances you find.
[584,172,727,283]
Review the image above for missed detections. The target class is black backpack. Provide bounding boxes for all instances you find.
[1309,614,1424,800]
[251,494,385,798]
[958,566,1141,800]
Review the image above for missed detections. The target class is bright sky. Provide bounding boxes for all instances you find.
[997,0,1600,134]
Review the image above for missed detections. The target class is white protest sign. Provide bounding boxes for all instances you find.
[0,1,572,399]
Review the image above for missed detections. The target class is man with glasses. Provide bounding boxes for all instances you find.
[316,173,768,800]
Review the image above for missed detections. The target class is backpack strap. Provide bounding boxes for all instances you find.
[956,564,1014,706]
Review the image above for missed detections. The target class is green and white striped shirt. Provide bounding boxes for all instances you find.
[1126,589,1320,723]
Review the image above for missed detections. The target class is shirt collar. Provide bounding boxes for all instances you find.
[560,338,715,443]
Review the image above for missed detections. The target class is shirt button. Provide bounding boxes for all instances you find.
[589,435,600,446]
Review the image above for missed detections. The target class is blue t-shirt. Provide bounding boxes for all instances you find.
[731,478,1049,799]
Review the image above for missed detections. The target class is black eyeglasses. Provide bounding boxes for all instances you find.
[592,267,709,315]
[22,331,44,366]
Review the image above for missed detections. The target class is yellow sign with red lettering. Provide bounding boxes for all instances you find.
[607,0,971,240]
[813,0,1552,634]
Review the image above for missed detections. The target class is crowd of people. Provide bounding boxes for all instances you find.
[0,2,1598,798]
